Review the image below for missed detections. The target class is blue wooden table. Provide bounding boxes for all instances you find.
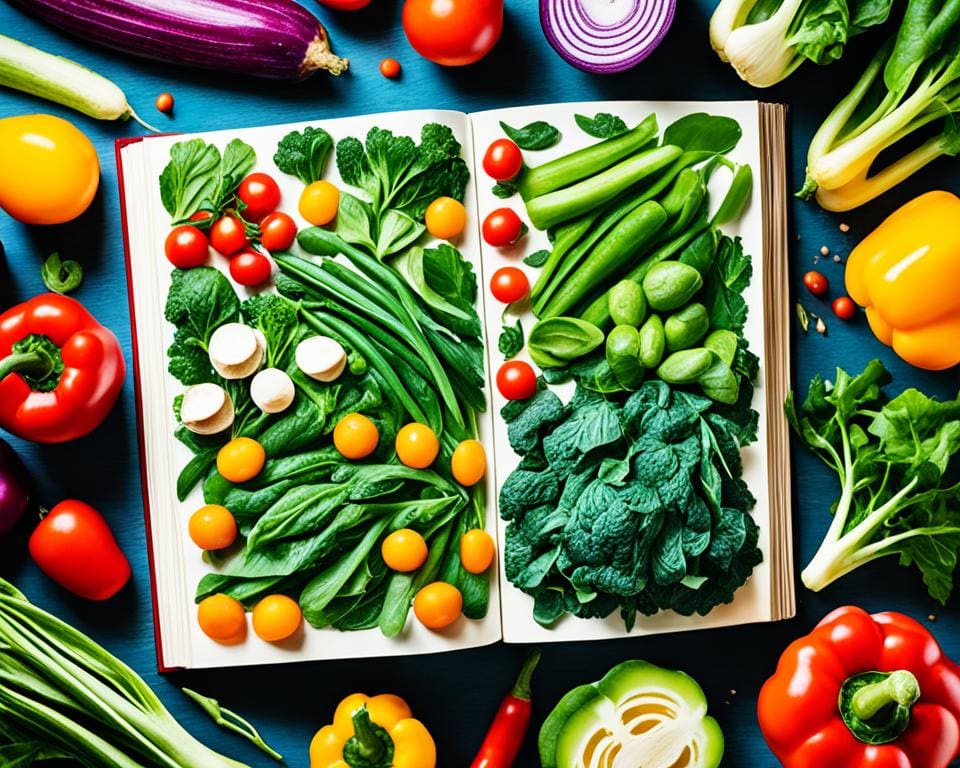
[2,2,959,765]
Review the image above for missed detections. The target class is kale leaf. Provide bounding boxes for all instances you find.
[273,126,333,185]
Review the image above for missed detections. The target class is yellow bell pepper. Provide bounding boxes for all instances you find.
[846,190,960,370]
[309,693,436,768]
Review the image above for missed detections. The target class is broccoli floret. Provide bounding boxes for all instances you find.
[273,126,334,185]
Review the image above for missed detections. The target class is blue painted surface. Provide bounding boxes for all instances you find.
[1,2,959,765]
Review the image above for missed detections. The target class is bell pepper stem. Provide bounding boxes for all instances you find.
[350,708,386,761]
[0,350,53,382]
[851,670,920,721]
[512,649,542,701]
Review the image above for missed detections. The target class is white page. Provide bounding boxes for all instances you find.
[470,101,773,643]
[121,110,501,669]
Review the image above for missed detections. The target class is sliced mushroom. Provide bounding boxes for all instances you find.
[180,383,234,435]
[250,368,295,414]
[209,323,265,380]
[296,336,346,382]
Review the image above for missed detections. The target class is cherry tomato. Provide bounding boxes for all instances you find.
[451,439,486,486]
[483,139,522,181]
[188,504,238,551]
[460,529,495,574]
[209,215,248,256]
[413,582,463,630]
[333,413,379,460]
[28,500,131,601]
[482,208,524,247]
[380,57,402,78]
[490,267,529,304]
[833,296,857,320]
[803,270,829,296]
[299,180,340,226]
[164,225,209,269]
[198,594,246,643]
[237,172,281,221]
[381,529,429,572]
[402,0,504,66]
[425,196,467,240]
[497,360,537,400]
[189,210,214,224]
[395,422,440,469]
[230,247,273,287]
[155,92,174,113]
[217,437,266,483]
[252,594,302,642]
[259,211,298,251]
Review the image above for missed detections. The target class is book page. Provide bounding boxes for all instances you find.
[469,101,775,643]
[121,109,502,669]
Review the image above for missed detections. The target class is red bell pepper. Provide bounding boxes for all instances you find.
[0,294,125,443]
[759,606,960,768]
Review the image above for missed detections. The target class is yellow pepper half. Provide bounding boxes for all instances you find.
[846,190,960,370]
[309,693,436,768]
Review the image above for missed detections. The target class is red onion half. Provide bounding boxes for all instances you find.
[540,0,676,74]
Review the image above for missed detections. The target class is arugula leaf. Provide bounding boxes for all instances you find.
[273,126,334,185]
[499,319,524,359]
[575,112,628,139]
[500,120,561,150]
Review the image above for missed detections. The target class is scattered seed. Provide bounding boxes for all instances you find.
[839,223,850,232]
[820,246,829,256]
[730,689,737,696]
[833,254,842,263]
[814,314,828,336]
[813,254,820,265]
[796,303,810,333]
[929,614,937,622]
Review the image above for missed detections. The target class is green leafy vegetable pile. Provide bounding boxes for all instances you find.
[501,379,762,629]
[160,138,256,225]
[273,125,333,185]
[788,360,960,602]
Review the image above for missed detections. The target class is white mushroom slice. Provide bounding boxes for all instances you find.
[209,323,264,380]
[250,368,295,414]
[180,383,234,435]
[296,336,347,382]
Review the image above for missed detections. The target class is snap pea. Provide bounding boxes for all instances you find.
[665,303,709,351]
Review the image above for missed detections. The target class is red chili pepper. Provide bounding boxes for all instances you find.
[0,294,125,443]
[471,649,541,768]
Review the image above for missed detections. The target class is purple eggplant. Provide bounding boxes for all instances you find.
[0,439,29,537]
[8,0,349,80]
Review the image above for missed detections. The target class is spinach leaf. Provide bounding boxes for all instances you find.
[159,138,255,223]
[376,209,425,259]
[663,114,742,154]
[575,112,628,139]
[492,180,519,199]
[333,193,377,254]
[499,319,524,359]
[523,249,550,268]
[500,120,561,150]
[273,126,334,185]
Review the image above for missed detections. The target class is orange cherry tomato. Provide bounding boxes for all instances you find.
[413,582,463,630]
[333,413,380,460]
[380,57,402,78]
[252,594,302,642]
[155,92,174,113]
[299,180,340,226]
[395,422,440,469]
[460,529,495,574]
[381,529,429,572]
[425,196,467,240]
[402,0,504,66]
[198,594,246,642]
[217,437,266,483]
[188,504,238,551]
[451,439,486,486]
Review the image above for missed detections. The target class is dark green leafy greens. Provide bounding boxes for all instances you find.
[575,112,628,138]
[40,252,82,294]
[499,320,524,359]
[788,360,960,603]
[493,180,519,199]
[160,138,256,223]
[500,120,561,150]
[524,249,550,268]
[273,126,334,185]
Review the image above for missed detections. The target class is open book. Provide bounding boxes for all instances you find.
[118,101,793,671]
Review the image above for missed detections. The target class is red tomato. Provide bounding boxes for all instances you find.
[490,267,529,304]
[237,173,281,221]
[230,248,272,287]
[833,296,857,320]
[497,361,537,400]
[259,211,298,251]
[209,215,248,257]
[317,0,372,8]
[482,208,524,247]
[380,58,402,78]
[189,210,214,224]
[402,0,504,66]
[29,500,131,601]
[803,271,829,296]
[483,139,522,181]
[164,225,209,268]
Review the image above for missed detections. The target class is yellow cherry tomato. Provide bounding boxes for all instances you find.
[0,114,99,225]
[333,413,379,460]
[413,582,462,630]
[395,422,440,469]
[424,196,467,240]
[460,529,496,574]
[217,437,265,483]
[197,594,246,642]
[451,439,486,486]
[300,180,340,226]
[252,594,302,642]
[188,504,237,551]
[381,529,428,572]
